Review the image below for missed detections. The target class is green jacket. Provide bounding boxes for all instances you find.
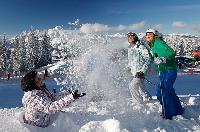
[149,38,177,72]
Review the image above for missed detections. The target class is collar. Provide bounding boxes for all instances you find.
[149,38,159,48]
[130,41,140,48]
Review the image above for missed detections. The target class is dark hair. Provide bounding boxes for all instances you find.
[21,70,40,92]
[127,32,139,42]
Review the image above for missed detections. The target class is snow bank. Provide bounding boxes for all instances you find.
[79,118,128,132]
[0,98,200,132]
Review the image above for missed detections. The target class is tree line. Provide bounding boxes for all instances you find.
[0,28,52,75]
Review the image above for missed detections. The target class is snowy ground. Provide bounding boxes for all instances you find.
[0,73,200,108]
[0,94,200,132]
[0,70,200,132]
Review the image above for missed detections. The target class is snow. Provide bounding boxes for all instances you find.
[0,70,199,132]
[0,95,200,131]
[0,29,200,132]
[79,118,122,132]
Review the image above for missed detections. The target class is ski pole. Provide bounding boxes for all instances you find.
[144,77,156,86]
[155,53,166,119]
[160,73,166,119]
[53,88,56,93]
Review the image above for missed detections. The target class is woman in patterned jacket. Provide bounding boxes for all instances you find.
[127,32,152,104]
[21,70,85,127]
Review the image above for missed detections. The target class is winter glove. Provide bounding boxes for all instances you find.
[68,89,86,99]
[154,57,166,65]
[135,71,144,78]
[53,88,56,93]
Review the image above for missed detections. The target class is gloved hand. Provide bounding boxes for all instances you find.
[135,71,144,78]
[154,57,166,64]
[53,88,56,93]
[68,89,86,99]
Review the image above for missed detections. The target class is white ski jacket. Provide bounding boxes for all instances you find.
[22,90,74,127]
[128,43,151,76]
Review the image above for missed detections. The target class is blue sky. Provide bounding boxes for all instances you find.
[1,0,200,35]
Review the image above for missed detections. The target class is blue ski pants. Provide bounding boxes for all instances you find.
[156,69,184,119]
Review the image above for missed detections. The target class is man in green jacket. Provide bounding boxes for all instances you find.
[146,29,184,120]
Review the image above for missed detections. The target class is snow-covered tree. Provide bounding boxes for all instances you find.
[19,34,28,72]
[0,35,9,72]
[38,32,52,67]
[12,36,21,72]
[178,44,185,56]
[165,35,200,56]
[26,28,40,69]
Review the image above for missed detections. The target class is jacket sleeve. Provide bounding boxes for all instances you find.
[140,46,152,74]
[155,41,176,63]
[127,47,132,68]
[35,93,75,114]
[55,90,69,100]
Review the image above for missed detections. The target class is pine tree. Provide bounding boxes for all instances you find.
[178,42,184,56]
[19,34,28,72]
[12,36,21,72]
[0,35,8,72]
[38,32,52,67]
[26,28,40,69]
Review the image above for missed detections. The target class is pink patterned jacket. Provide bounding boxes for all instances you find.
[22,90,74,127]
